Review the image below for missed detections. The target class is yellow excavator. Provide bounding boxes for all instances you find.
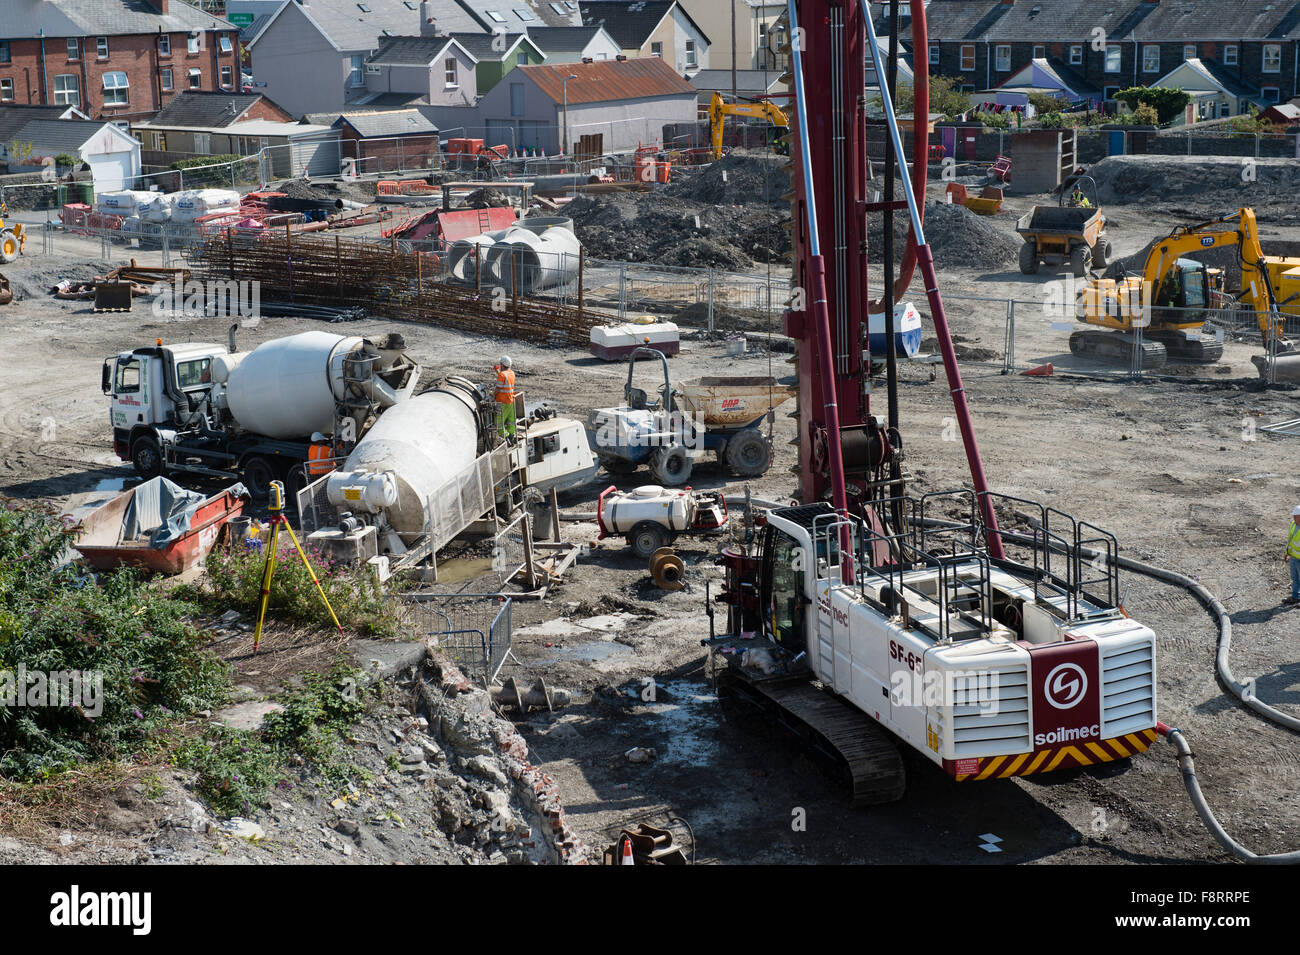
[1073,208,1297,367]
[708,91,789,161]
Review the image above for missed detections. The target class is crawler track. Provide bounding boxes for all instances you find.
[719,669,906,806]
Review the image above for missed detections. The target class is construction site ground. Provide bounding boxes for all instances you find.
[0,154,1296,864]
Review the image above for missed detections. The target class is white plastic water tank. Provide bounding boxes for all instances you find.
[600,485,693,535]
[337,388,478,540]
[224,331,361,439]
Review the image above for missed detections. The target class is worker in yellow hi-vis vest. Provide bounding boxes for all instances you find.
[1285,506,1300,605]
[494,355,518,438]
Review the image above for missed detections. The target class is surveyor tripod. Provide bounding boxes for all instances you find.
[253,480,344,652]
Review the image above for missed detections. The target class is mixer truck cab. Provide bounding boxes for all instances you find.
[103,331,421,500]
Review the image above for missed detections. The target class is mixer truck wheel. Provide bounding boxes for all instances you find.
[725,430,771,477]
[130,436,164,479]
[649,446,691,486]
[628,521,670,561]
[241,457,274,501]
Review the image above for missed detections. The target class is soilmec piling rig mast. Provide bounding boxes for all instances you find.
[713,0,1160,804]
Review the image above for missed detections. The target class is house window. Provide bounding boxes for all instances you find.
[102,71,129,106]
[510,82,524,117]
[1104,86,1120,100]
[0,41,9,63]
[685,40,697,68]
[349,54,364,87]
[651,41,663,58]
[929,44,939,65]
[221,64,233,88]
[444,57,458,87]
[1104,45,1121,73]
[97,37,109,59]
[1223,44,1238,66]
[159,34,171,56]
[1143,45,1160,73]
[1262,86,1281,103]
[1263,44,1282,73]
[1033,45,1044,59]
[188,35,200,55]
[151,131,167,151]
[53,73,79,106]
[960,44,975,71]
[0,78,12,101]
[995,45,1010,71]
[188,67,202,89]
[517,51,528,65]
[67,38,79,60]
[1183,44,1195,61]
[219,35,233,54]
[195,132,210,153]
[1069,44,1082,65]
[160,67,174,91]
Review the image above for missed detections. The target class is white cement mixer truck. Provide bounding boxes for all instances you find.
[103,330,421,499]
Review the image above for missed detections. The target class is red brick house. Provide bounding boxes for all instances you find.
[0,0,242,123]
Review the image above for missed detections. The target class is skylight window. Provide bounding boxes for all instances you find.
[514,8,535,21]
[357,3,371,12]
[488,10,506,22]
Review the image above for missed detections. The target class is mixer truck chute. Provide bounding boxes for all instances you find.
[104,331,421,499]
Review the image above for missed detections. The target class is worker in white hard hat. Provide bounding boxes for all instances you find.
[493,356,518,439]
[1284,505,1300,605]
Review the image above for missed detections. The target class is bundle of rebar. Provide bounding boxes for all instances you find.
[189,228,597,344]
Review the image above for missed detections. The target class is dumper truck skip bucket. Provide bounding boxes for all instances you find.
[675,377,794,428]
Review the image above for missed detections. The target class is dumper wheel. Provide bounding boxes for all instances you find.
[1018,241,1038,275]
[1069,245,1089,278]
[242,456,274,501]
[599,454,639,477]
[1092,238,1112,270]
[131,435,164,479]
[649,446,692,486]
[628,521,671,561]
[0,231,18,264]
[725,430,772,477]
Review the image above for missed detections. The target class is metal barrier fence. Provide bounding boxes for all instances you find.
[412,595,513,687]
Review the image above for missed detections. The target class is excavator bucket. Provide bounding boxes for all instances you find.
[93,281,134,313]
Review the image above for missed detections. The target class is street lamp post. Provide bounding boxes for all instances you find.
[561,73,577,156]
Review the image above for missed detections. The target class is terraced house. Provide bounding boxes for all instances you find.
[0,0,242,122]
[916,0,1300,111]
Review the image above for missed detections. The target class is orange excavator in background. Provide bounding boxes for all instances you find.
[1073,207,1298,366]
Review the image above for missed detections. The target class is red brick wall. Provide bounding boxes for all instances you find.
[339,127,441,173]
[0,29,242,120]
[243,97,293,123]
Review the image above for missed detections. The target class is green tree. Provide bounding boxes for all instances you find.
[888,74,971,120]
[1113,87,1189,125]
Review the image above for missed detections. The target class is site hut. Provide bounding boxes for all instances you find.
[328,110,441,175]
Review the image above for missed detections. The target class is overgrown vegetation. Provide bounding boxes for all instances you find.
[1226,109,1279,134]
[972,110,1011,129]
[1028,91,1065,116]
[170,154,245,187]
[1114,87,1190,125]
[1114,103,1161,127]
[892,74,972,120]
[0,500,229,779]
[199,540,398,637]
[173,658,371,816]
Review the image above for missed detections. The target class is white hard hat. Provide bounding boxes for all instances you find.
[499,355,512,368]
[1292,506,1300,516]
[310,432,326,442]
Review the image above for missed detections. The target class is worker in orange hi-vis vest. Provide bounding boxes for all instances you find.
[494,355,518,438]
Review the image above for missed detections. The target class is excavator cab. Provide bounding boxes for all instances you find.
[1152,258,1211,321]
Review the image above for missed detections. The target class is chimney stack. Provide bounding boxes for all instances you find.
[149,0,169,13]
[420,1,438,36]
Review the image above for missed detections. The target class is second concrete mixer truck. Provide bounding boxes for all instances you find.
[103,330,421,499]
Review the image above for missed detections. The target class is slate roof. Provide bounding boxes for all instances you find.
[0,0,235,38]
[3,118,122,153]
[366,34,473,65]
[249,0,478,52]
[922,0,1300,42]
[525,25,608,53]
[0,106,81,143]
[336,109,439,136]
[689,69,785,97]
[146,91,273,128]
[579,1,709,49]
[454,0,582,31]
[448,30,536,59]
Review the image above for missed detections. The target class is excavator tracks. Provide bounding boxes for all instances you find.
[1147,329,1224,364]
[1068,329,1168,369]
[719,668,906,806]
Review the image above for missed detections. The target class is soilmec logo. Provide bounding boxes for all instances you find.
[1030,639,1100,751]
[1044,662,1087,709]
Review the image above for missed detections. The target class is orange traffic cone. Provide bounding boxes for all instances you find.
[1020,362,1054,377]
[621,837,635,866]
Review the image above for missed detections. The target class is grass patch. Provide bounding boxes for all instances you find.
[193,539,400,638]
